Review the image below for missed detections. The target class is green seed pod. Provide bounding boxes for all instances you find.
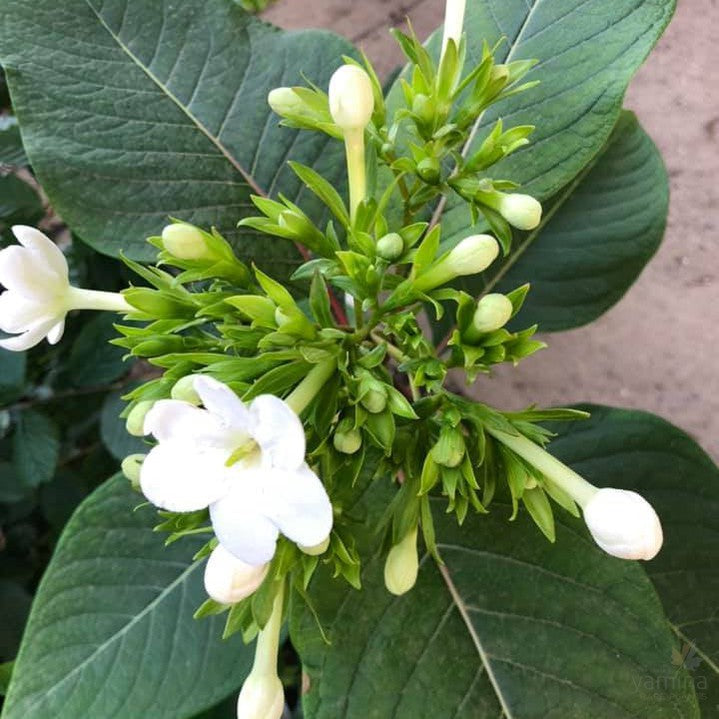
[361,388,387,414]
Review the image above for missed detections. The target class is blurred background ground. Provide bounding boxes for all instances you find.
[265,0,719,460]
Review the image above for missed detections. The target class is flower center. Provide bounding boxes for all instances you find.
[224,439,260,468]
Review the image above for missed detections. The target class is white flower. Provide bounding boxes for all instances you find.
[0,225,130,351]
[204,544,268,605]
[583,488,663,560]
[140,375,333,566]
[328,65,374,132]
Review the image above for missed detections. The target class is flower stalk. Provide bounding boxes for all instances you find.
[285,358,336,415]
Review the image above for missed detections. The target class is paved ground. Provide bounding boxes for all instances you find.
[265,0,719,460]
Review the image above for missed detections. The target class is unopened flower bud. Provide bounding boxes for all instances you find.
[126,400,155,437]
[583,488,663,560]
[494,193,542,231]
[333,426,363,454]
[361,388,387,414]
[299,536,331,556]
[384,527,419,596]
[376,233,404,261]
[416,157,441,184]
[121,454,145,489]
[412,94,434,125]
[236,672,284,719]
[446,235,500,276]
[431,426,466,468]
[161,223,213,260]
[204,544,268,605]
[168,375,201,404]
[471,293,513,334]
[328,65,374,132]
[267,87,304,117]
[274,306,291,327]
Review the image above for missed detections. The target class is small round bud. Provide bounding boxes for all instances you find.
[376,233,404,261]
[161,223,211,260]
[411,94,433,125]
[170,375,201,404]
[328,65,374,132]
[416,157,441,185]
[204,544,268,605]
[298,536,331,556]
[121,454,145,490]
[236,672,285,719]
[267,87,304,117]
[583,488,663,560]
[126,400,155,437]
[446,234,500,277]
[384,527,419,596]
[380,141,394,157]
[471,293,513,334]
[361,388,387,414]
[334,426,363,454]
[431,426,466,468]
[495,193,542,231]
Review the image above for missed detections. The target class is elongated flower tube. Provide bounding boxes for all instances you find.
[384,527,420,596]
[486,427,663,560]
[442,0,467,57]
[328,64,374,222]
[236,583,286,719]
[0,226,131,351]
[139,375,333,565]
[204,544,269,605]
[415,234,499,292]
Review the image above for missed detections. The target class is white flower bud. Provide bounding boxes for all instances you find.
[161,223,212,260]
[495,193,542,231]
[121,454,145,490]
[376,232,404,261]
[446,234,500,277]
[384,527,419,596]
[328,65,374,132]
[236,672,284,719]
[125,400,155,437]
[204,544,268,605]
[267,87,304,117]
[170,375,201,405]
[583,488,663,560]
[472,293,513,334]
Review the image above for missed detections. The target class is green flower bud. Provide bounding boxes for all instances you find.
[334,426,363,454]
[121,454,145,490]
[495,193,542,230]
[384,527,419,596]
[431,425,466,468]
[361,388,387,414]
[412,94,434,125]
[132,335,186,357]
[298,536,331,556]
[416,157,441,184]
[274,306,291,327]
[126,400,155,437]
[376,232,404,261]
[471,293,513,334]
[170,375,201,404]
[328,65,374,132]
[161,223,213,261]
[267,87,304,117]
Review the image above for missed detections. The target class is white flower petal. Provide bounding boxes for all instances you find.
[264,463,333,548]
[46,319,66,345]
[143,399,236,448]
[193,375,253,432]
[210,480,280,566]
[250,394,305,470]
[0,317,58,351]
[140,441,232,512]
[203,544,268,604]
[0,245,64,298]
[0,291,50,333]
[12,225,69,281]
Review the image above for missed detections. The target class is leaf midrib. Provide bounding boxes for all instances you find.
[83,0,265,198]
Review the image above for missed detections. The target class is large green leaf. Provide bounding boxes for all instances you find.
[292,409,707,718]
[1,475,253,719]
[0,0,354,271]
[548,406,719,715]
[432,0,675,246]
[486,111,668,331]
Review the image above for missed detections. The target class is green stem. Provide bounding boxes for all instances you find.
[344,128,366,224]
[285,358,336,415]
[485,427,598,508]
[251,580,284,677]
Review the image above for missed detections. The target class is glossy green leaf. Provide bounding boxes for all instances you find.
[0,0,354,272]
[293,410,706,718]
[0,349,25,405]
[547,406,719,715]
[12,410,60,488]
[1,475,253,719]
[0,116,27,168]
[0,175,42,234]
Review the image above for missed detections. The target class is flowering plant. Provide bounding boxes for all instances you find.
[0,0,715,718]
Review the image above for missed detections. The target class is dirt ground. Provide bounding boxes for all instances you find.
[265,0,719,460]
